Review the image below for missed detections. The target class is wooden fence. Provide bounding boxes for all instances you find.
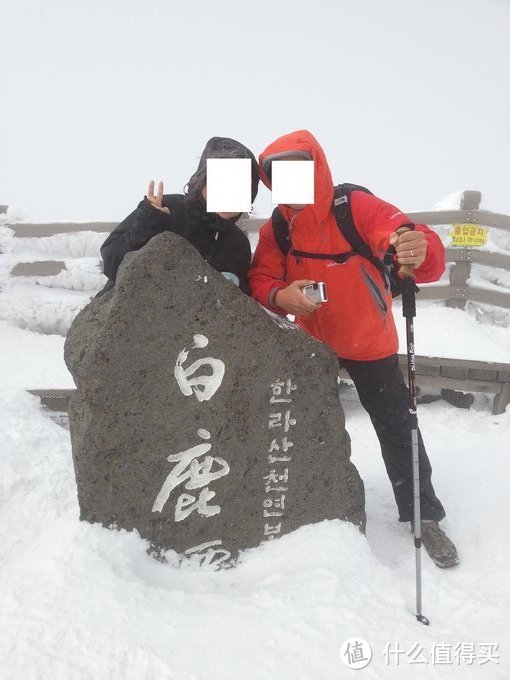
[6,191,510,312]
[3,190,510,415]
[407,191,510,310]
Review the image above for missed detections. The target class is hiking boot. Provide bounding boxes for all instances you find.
[411,520,459,568]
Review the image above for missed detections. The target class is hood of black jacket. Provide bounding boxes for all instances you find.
[186,136,260,205]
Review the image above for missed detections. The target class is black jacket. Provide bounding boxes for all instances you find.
[99,194,252,295]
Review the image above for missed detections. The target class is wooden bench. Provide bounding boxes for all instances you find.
[340,355,510,415]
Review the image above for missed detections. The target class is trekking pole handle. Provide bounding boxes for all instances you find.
[395,223,416,280]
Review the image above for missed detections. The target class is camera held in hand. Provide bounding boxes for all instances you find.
[302,282,328,304]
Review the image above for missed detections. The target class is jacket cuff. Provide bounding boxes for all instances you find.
[138,198,173,223]
[268,285,287,314]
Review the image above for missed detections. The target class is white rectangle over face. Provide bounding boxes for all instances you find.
[206,158,252,212]
[271,160,314,205]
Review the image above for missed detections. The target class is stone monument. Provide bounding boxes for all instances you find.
[64,232,365,567]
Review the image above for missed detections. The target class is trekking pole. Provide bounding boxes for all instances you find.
[385,225,430,626]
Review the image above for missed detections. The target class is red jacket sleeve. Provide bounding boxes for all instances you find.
[248,219,288,313]
[351,191,446,283]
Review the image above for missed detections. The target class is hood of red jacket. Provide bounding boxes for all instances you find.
[259,130,334,223]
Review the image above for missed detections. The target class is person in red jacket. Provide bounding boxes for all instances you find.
[249,130,458,568]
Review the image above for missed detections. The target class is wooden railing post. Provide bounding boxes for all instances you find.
[446,190,482,310]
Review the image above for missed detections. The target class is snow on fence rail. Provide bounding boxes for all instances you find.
[5,191,510,311]
[408,191,510,310]
[2,191,510,415]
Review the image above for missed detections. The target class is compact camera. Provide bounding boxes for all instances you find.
[301,282,328,304]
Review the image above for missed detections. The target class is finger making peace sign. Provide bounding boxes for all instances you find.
[146,180,171,214]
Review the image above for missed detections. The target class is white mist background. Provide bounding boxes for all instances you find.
[1,0,509,221]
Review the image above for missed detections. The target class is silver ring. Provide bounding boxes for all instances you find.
[410,249,414,257]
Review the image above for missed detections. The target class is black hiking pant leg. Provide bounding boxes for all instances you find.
[340,354,446,523]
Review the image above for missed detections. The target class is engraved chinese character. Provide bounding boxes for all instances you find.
[175,488,219,521]
[152,429,230,521]
[184,540,232,568]
[174,334,225,402]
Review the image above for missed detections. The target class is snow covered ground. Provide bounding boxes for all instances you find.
[1,335,509,679]
[1,190,509,678]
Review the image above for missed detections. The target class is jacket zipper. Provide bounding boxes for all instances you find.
[289,214,301,264]
[360,265,388,316]
[205,230,219,263]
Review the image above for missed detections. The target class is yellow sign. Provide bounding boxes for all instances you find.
[450,224,488,247]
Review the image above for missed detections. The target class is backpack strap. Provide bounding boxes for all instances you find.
[290,249,353,264]
[271,183,398,269]
[332,184,381,268]
[333,183,397,289]
[271,207,291,256]
[270,184,415,298]
[271,183,373,259]
[271,205,353,264]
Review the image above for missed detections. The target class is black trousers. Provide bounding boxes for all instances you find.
[340,354,446,523]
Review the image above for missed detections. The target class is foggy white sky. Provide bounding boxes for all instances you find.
[1,0,509,221]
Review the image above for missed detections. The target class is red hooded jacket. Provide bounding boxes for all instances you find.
[248,130,445,361]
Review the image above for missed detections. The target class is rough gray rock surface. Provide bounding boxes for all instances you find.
[64,232,365,567]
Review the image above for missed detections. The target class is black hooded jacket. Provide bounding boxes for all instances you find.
[99,195,252,294]
[98,136,258,296]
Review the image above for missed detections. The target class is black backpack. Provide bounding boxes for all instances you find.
[271,183,409,297]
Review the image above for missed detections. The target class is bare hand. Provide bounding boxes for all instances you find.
[275,280,321,316]
[147,180,171,214]
[389,229,427,268]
